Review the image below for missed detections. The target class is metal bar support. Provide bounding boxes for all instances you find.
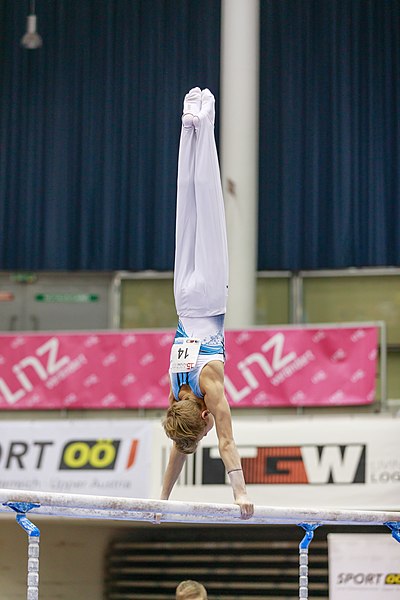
[4,501,41,600]
[298,522,320,599]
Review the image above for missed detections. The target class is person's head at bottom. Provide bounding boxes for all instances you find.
[163,396,214,454]
[176,580,208,600]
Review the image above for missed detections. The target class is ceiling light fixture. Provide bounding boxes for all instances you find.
[21,0,43,50]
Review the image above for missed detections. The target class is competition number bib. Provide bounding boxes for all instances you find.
[170,338,201,373]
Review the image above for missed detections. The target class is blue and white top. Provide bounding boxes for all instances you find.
[169,314,225,399]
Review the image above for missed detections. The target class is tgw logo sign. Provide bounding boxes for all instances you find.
[199,444,366,485]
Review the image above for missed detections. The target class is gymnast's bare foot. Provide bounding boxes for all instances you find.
[182,87,201,128]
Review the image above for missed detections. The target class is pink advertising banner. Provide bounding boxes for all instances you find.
[0,326,378,410]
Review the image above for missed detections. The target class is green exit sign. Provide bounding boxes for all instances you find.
[35,293,99,303]
[10,273,37,284]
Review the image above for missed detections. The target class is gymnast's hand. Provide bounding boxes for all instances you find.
[235,495,254,520]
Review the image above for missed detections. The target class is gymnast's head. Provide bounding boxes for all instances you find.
[176,580,208,600]
[162,395,214,454]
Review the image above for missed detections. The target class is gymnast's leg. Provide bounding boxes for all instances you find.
[173,87,201,316]
[178,88,229,317]
[194,89,228,316]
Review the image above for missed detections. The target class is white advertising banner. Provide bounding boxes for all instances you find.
[1,415,399,510]
[0,420,153,498]
[153,415,400,509]
[328,534,400,598]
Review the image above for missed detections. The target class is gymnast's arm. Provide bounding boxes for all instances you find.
[159,388,186,502]
[202,366,254,519]
[160,442,187,501]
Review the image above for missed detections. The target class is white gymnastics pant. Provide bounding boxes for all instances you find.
[174,93,229,318]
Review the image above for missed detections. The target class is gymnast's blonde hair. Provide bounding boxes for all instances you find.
[162,397,206,454]
[176,580,208,600]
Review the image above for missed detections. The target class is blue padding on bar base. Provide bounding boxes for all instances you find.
[298,523,320,550]
[385,521,400,543]
[4,502,41,537]
[4,501,40,514]
[16,513,40,537]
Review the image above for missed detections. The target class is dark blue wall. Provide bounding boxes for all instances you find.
[0,0,221,269]
[259,0,400,269]
[1,0,399,270]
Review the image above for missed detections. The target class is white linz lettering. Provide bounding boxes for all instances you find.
[225,333,297,402]
[0,338,70,405]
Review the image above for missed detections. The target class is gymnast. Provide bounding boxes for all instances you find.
[160,87,254,520]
